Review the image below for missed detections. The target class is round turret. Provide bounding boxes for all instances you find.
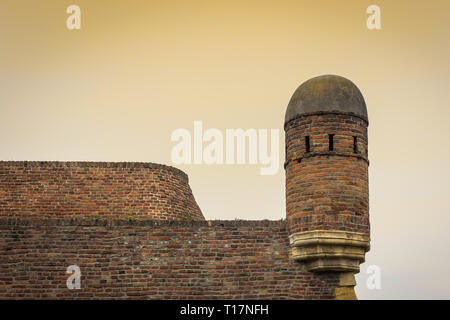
[284,75,370,276]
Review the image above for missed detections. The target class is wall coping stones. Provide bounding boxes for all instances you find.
[0,161,189,181]
[0,216,288,228]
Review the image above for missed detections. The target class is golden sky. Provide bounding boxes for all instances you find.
[1,0,450,299]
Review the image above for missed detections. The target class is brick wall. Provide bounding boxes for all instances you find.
[284,113,369,234]
[0,162,204,221]
[0,218,339,299]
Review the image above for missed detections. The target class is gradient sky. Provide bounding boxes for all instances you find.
[1,0,449,299]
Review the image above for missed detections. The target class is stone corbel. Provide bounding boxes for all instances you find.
[289,230,370,273]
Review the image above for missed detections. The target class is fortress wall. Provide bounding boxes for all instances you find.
[0,162,204,221]
[0,218,338,299]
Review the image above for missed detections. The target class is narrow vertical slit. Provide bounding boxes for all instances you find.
[328,134,334,151]
[353,136,358,153]
[305,136,310,153]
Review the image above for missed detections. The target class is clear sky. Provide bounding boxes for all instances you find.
[1,0,449,299]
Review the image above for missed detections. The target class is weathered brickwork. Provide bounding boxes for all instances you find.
[0,218,338,299]
[287,215,370,234]
[0,75,372,300]
[0,162,204,221]
[285,113,368,163]
[284,113,369,234]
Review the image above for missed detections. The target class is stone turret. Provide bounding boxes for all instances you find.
[284,75,371,298]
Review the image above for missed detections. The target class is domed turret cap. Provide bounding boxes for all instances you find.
[285,75,367,124]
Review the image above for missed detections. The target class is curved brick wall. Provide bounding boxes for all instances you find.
[284,113,369,234]
[0,161,204,221]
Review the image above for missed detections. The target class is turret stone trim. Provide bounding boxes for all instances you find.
[289,230,370,272]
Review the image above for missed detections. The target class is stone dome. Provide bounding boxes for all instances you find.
[285,75,367,124]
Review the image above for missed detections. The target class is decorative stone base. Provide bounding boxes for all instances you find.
[335,286,357,300]
[289,230,370,273]
[335,272,358,300]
